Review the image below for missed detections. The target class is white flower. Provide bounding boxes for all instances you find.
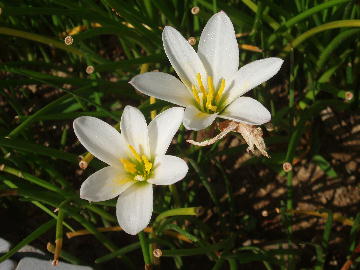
[130,11,283,131]
[73,106,188,235]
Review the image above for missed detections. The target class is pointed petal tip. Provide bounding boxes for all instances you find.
[271,57,284,67]
[162,26,174,35]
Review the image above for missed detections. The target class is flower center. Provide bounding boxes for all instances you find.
[120,145,153,181]
[191,73,226,113]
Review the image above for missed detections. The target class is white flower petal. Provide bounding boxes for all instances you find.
[148,107,184,157]
[73,116,126,167]
[148,155,188,185]
[162,26,207,88]
[116,183,153,235]
[183,105,217,131]
[225,57,283,103]
[120,106,150,156]
[220,97,271,125]
[198,11,239,88]
[130,72,193,107]
[80,166,134,202]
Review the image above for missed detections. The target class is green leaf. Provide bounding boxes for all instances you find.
[312,155,338,178]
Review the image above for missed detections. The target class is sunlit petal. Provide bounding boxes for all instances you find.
[130,72,193,107]
[220,97,271,125]
[120,106,150,157]
[198,11,238,88]
[80,166,133,202]
[148,107,184,157]
[148,155,188,185]
[183,105,217,130]
[73,116,126,167]
[163,26,207,88]
[225,58,283,103]
[116,183,153,235]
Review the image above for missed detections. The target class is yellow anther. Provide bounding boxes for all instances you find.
[215,79,226,103]
[128,145,142,162]
[196,73,207,96]
[191,85,201,106]
[142,155,152,174]
[120,159,137,174]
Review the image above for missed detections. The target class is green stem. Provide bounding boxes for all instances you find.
[55,208,65,241]
[138,231,151,266]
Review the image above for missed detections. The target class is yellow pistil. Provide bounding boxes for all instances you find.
[206,76,217,112]
[120,158,137,174]
[142,155,152,174]
[128,145,142,162]
[215,79,226,103]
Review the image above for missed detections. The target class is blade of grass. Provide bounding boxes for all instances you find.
[282,20,360,55]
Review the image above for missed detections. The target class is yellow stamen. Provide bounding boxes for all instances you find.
[207,76,215,97]
[128,145,142,162]
[215,79,226,103]
[120,159,137,174]
[196,73,207,96]
[191,85,201,106]
[142,155,152,174]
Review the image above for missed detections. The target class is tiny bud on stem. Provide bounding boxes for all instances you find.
[345,91,353,101]
[188,37,196,45]
[79,160,88,170]
[64,36,73,45]
[283,162,292,172]
[191,6,200,14]
[153,248,162,258]
[86,66,94,74]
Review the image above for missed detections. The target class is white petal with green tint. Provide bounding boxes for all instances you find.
[198,11,239,88]
[120,106,150,156]
[80,166,133,202]
[116,183,153,235]
[73,116,126,167]
[220,97,271,125]
[148,155,188,185]
[225,58,284,103]
[130,72,193,107]
[163,26,207,88]
[183,105,217,131]
[148,107,184,157]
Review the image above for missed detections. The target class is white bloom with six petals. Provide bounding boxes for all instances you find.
[73,106,188,235]
[130,11,283,130]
